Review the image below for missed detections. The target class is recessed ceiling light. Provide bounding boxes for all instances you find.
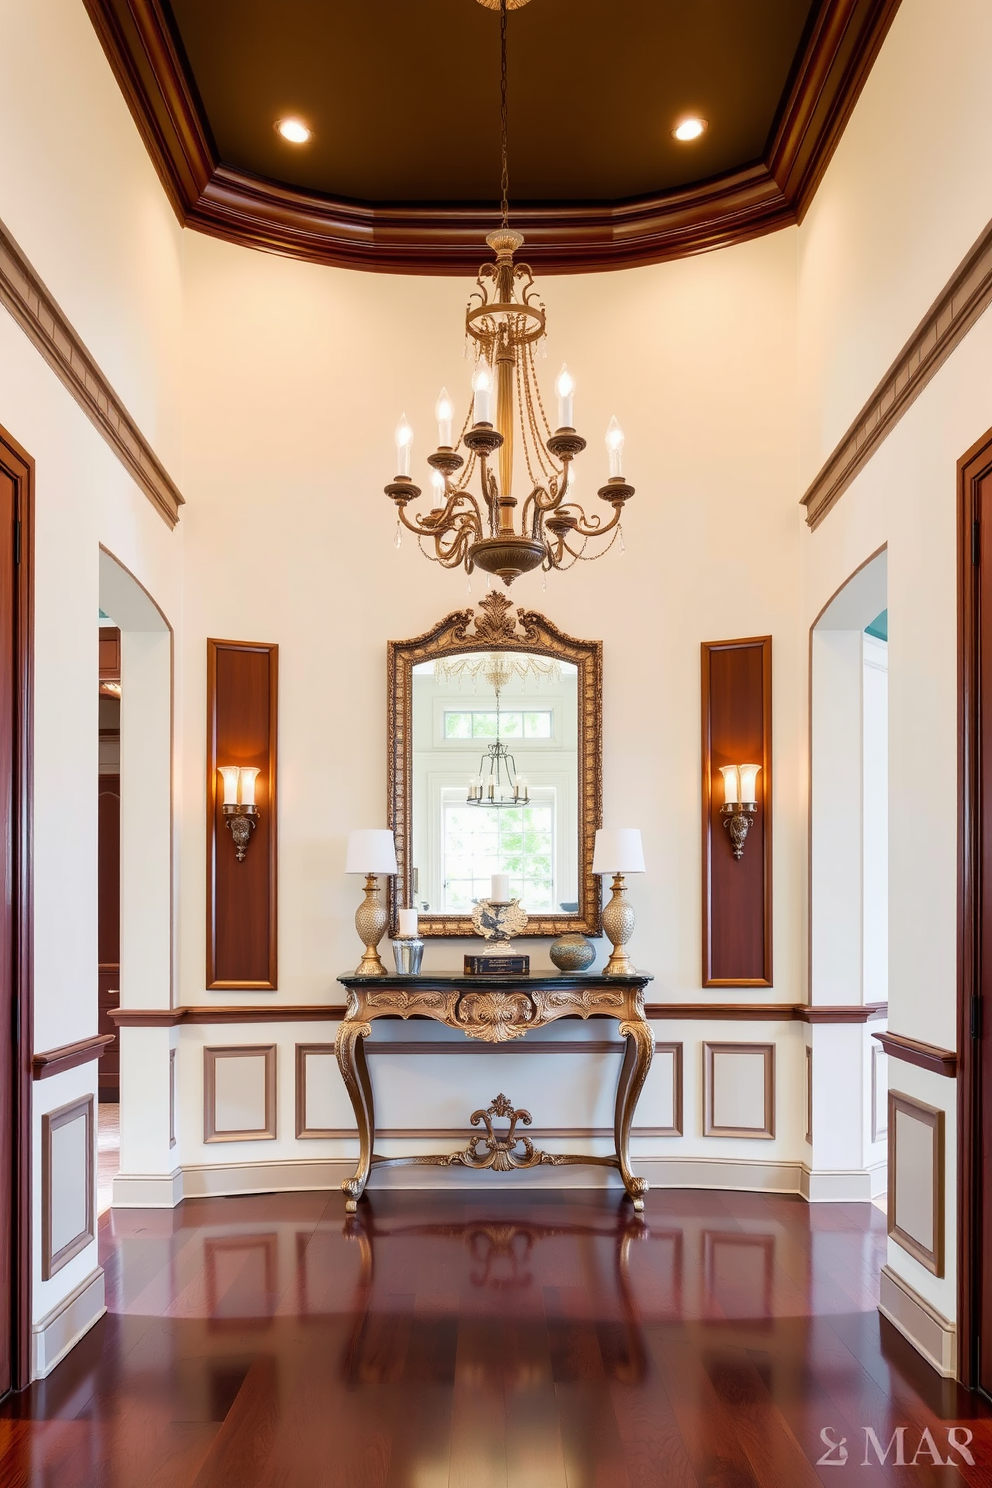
[275,118,312,145]
[672,117,707,142]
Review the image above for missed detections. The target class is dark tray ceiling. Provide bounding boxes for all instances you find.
[82,0,902,274]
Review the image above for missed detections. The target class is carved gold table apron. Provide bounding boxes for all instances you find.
[335,972,654,1212]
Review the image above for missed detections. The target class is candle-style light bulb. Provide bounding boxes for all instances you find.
[435,387,454,448]
[431,469,445,504]
[606,416,625,478]
[395,414,413,478]
[472,362,493,425]
[555,364,575,428]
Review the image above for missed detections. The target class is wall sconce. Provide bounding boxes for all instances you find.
[219,766,261,861]
[719,764,761,861]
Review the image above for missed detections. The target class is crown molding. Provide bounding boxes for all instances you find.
[803,214,992,528]
[0,218,183,527]
[82,0,901,275]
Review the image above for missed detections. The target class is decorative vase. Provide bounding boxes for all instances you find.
[549,932,595,972]
[392,937,425,976]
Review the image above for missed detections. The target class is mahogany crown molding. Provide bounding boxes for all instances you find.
[83,0,901,275]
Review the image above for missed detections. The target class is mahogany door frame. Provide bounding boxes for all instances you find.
[957,425,992,1391]
[0,424,34,1392]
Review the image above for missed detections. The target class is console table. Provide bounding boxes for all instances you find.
[335,971,654,1211]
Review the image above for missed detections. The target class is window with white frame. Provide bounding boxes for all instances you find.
[440,788,555,912]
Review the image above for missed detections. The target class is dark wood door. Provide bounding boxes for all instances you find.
[0,428,32,1395]
[959,430,992,1393]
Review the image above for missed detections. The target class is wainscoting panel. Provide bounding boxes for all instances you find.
[701,637,772,985]
[41,1096,95,1280]
[296,1044,339,1139]
[703,1043,775,1139]
[652,1043,684,1137]
[206,639,278,990]
[888,1090,944,1275]
[871,1045,888,1143]
[204,1046,277,1143]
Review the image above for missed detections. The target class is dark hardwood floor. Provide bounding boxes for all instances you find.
[1,1187,991,1485]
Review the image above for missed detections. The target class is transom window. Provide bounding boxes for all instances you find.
[443,709,552,740]
[441,793,555,912]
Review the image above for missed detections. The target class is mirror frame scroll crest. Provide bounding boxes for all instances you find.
[387,592,603,939]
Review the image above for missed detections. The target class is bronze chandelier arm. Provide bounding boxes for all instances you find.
[396,487,484,542]
[559,502,623,541]
[522,465,571,537]
[423,518,477,571]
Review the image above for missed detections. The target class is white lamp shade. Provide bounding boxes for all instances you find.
[345,828,398,875]
[592,827,645,875]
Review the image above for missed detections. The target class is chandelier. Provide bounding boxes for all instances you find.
[435,651,561,808]
[385,0,635,587]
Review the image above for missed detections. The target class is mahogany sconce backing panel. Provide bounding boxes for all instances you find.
[206,640,278,989]
[701,637,772,986]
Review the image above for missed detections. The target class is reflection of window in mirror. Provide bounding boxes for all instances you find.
[411,654,579,917]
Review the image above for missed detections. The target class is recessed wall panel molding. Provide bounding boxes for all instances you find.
[651,1043,684,1138]
[703,1042,775,1139]
[701,637,772,986]
[888,1091,944,1276]
[203,1046,277,1143]
[206,640,278,989]
[41,1096,95,1280]
[871,1045,888,1143]
[295,1044,341,1139]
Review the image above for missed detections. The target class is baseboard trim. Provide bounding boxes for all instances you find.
[801,1162,887,1203]
[164,1154,813,1199]
[879,1264,957,1378]
[32,1267,105,1380]
[112,1168,184,1208]
[110,1154,889,1204]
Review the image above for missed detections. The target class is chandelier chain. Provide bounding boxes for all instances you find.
[500,0,509,228]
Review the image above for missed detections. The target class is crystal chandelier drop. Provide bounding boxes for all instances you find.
[385,0,635,587]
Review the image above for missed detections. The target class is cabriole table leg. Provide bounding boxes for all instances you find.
[336,1019,375,1211]
[614,1017,654,1211]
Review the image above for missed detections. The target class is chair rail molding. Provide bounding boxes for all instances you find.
[872,1029,957,1077]
[0,218,183,528]
[802,214,992,528]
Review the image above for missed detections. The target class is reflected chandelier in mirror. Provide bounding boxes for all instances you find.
[388,592,602,938]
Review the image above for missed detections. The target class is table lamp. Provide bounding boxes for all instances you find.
[345,829,398,976]
[591,828,645,976]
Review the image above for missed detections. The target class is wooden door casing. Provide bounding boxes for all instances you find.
[958,427,992,1393]
[0,426,33,1394]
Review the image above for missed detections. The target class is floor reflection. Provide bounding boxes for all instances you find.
[1,1189,990,1486]
[340,1204,651,1387]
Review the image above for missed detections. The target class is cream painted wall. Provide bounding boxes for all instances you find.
[796,0,992,1322]
[0,0,185,475]
[0,0,186,1348]
[178,226,803,1006]
[797,0,992,489]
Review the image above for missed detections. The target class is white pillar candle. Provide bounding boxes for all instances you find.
[398,908,419,937]
[491,873,511,902]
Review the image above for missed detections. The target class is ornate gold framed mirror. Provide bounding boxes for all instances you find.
[388,592,602,938]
